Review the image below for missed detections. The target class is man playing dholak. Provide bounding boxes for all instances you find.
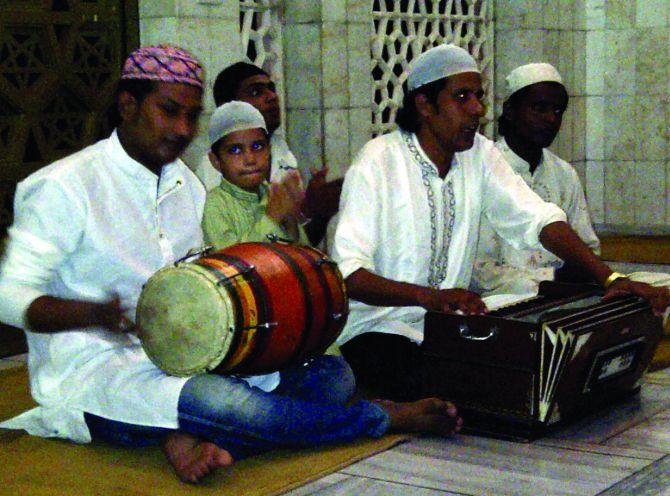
[0,45,462,484]
[471,62,670,331]
[332,44,670,402]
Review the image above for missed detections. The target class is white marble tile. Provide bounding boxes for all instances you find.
[348,107,372,167]
[347,23,373,108]
[604,160,637,224]
[346,0,370,23]
[182,132,209,172]
[494,0,543,29]
[636,28,669,97]
[139,17,179,46]
[585,96,605,160]
[572,31,587,95]
[585,160,605,223]
[139,0,176,18]
[557,31,575,95]
[604,96,636,161]
[543,0,562,30]
[286,109,323,171]
[606,408,670,453]
[324,109,350,179]
[584,0,606,30]
[634,162,666,225]
[176,0,238,19]
[542,30,561,70]
[546,383,670,444]
[635,0,670,27]
[572,96,586,162]
[635,95,669,161]
[322,0,347,22]
[284,0,321,23]
[604,30,636,96]
[585,30,605,96]
[494,29,546,93]
[323,22,349,109]
[606,0,636,29]
[535,438,664,461]
[285,472,458,496]
[599,455,670,495]
[284,24,322,109]
[342,436,650,496]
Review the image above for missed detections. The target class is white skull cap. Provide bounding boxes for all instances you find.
[209,100,267,147]
[504,63,563,101]
[407,44,480,92]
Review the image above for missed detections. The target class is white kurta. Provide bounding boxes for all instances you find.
[471,138,601,296]
[0,132,203,442]
[332,131,566,345]
[194,131,305,191]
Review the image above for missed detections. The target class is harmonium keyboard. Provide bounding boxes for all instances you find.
[421,281,663,440]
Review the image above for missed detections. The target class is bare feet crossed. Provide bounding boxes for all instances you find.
[162,431,234,483]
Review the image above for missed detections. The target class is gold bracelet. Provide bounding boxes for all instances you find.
[604,271,629,289]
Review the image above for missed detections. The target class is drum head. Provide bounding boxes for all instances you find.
[137,265,235,376]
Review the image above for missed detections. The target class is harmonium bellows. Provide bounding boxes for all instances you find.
[421,281,663,440]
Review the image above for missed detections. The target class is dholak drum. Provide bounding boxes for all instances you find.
[137,242,348,376]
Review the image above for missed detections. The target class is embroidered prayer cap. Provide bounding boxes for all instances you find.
[209,101,267,147]
[121,45,204,89]
[407,44,480,92]
[504,63,563,101]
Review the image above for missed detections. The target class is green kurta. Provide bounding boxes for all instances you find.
[202,176,308,249]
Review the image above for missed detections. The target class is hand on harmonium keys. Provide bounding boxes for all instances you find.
[602,274,670,317]
[419,287,489,315]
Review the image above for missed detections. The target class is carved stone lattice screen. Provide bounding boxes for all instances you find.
[239,0,285,106]
[0,0,138,235]
[371,0,494,136]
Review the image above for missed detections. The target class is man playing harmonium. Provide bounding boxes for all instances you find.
[332,44,670,402]
[0,45,463,484]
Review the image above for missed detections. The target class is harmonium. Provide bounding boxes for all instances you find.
[421,281,663,440]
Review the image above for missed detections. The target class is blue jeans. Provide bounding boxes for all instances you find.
[84,356,390,459]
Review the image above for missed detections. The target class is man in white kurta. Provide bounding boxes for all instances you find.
[471,63,600,296]
[0,47,463,483]
[332,46,670,402]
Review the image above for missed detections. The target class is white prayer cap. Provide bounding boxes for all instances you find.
[504,63,564,101]
[407,44,480,92]
[209,100,267,146]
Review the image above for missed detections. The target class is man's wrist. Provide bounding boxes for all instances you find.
[603,271,629,289]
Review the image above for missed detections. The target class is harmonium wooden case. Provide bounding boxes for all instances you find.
[421,281,663,440]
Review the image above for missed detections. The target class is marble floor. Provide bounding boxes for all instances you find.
[287,367,670,496]
[3,353,668,495]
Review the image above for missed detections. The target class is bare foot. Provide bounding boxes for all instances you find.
[374,397,463,437]
[161,431,234,483]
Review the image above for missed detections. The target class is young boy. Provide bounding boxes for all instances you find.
[202,101,308,248]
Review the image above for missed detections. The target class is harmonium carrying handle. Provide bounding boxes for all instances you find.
[458,322,498,342]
